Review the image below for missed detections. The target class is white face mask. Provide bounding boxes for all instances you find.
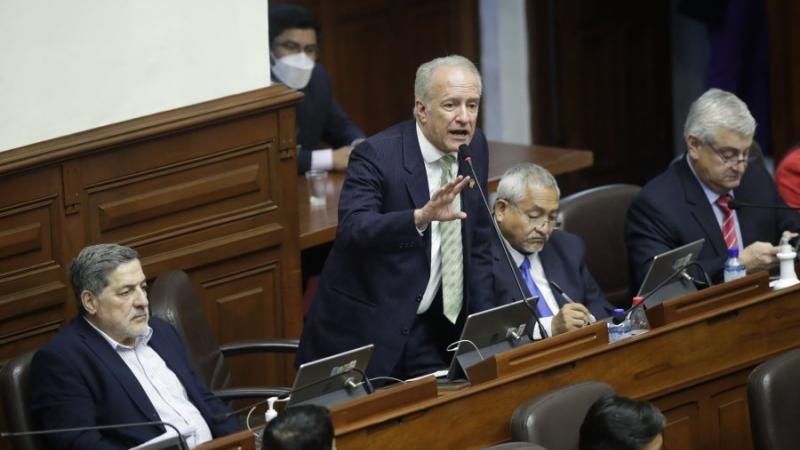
[272,52,315,90]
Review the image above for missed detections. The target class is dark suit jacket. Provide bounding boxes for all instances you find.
[296,120,495,377]
[625,155,800,292]
[289,64,365,174]
[28,317,238,450]
[492,230,613,320]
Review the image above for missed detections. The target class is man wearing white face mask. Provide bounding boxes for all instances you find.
[269,4,366,174]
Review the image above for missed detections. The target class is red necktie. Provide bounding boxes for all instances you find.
[716,194,739,249]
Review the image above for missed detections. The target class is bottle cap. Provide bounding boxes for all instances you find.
[727,247,739,257]
[632,296,644,305]
[612,308,625,317]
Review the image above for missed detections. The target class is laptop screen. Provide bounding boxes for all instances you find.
[637,238,705,307]
[288,344,374,407]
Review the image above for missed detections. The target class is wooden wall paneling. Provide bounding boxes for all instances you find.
[660,400,702,450]
[0,165,69,364]
[188,248,291,387]
[766,0,800,161]
[528,0,674,190]
[652,368,754,450]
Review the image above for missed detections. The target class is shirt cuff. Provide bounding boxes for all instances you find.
[310,149,334,171]
[415,222,428,236]
[533,316,553,339]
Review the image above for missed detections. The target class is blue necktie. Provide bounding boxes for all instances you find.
[519,257,553,317]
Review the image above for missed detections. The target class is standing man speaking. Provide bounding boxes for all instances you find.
[297,55,494,379]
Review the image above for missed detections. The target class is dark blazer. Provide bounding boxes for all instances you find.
[28,317,238,450]
[625,155,800,292]
[296,120,495,377]
[290,64,365,174]
[492,230,613,320]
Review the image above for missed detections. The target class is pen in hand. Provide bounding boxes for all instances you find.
[549,280,597,324]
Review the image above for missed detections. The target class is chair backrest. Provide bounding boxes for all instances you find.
[511,381,615,450]
[747,347,800,450]
[480,443,548,450]
[559,184,641,308]
[148,270,230,392]
[0,350,42,450]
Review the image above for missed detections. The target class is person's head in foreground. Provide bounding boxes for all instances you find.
[262,404,334,450]
[579,394,665,450]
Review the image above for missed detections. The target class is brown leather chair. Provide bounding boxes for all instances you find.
[559,184,641,308]
[510,381,615,450]
[148,270,298,401]
[0,350,43,450]
[747,347,800,450]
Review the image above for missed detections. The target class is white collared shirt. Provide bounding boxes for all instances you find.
[84,318,213,448]
[687,156,744,248]
[502,239,560,338]
[416,123,459,314]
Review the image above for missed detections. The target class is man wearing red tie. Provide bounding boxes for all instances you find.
[625,88,800,292]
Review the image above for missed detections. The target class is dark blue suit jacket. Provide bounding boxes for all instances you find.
[492,230,613,320]
[28,317,238,450]
[625,155,800,292]
[296,120,495,377]
[289,64,365,174]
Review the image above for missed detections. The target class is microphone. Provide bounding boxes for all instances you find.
[1,420,188,450]
[293,366,374,397]
[459,144,549,339]
[728,198,799,212]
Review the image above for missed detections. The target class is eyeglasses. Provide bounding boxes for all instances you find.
[505,200,561,230]
[705,141,758,167]
[273,40,318,56]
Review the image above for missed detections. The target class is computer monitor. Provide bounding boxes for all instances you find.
[447,299,534,382]
[637,238,705,308]
[287,344,374,408]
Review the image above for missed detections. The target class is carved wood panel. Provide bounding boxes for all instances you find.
[0,165,68,363]
[653,368,753,450]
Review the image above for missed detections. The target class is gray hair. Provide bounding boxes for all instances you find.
[495,163,560,206]
[70,243,139,315]
[413,55,482,119]
[683,88,756,144]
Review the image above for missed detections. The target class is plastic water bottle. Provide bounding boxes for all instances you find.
[607,308,631,343]
[627,296,650,336]
[723,247,746,282]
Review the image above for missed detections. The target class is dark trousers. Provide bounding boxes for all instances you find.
[390,289,465,380]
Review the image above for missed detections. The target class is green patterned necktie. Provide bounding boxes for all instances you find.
[438,154,463,323]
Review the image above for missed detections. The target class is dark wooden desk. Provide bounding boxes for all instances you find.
[298,141,593,250]
[328,274,800,449]
[194,429,257,450]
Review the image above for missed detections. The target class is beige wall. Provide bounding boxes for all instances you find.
[0,0,270,152]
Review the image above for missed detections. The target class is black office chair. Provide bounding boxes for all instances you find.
[559,184,641,308]
[148,270,298,401]
[0,350,43,450]
[747,347,800,450]
[511,381,615,450]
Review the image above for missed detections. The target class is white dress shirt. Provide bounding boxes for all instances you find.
[85,318,213,448]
